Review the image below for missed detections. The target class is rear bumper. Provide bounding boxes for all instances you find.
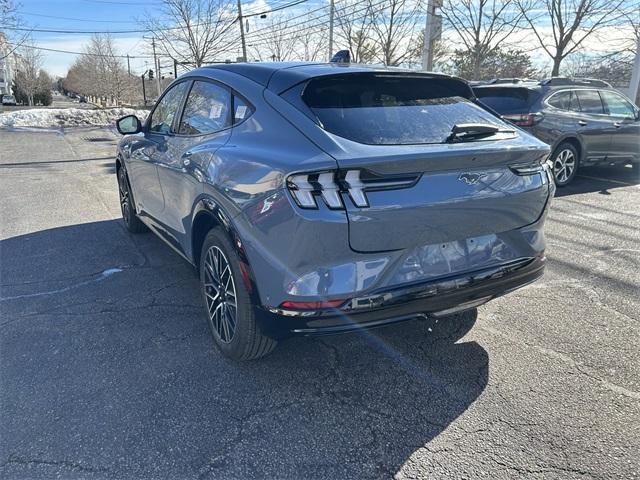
[256,255,545,337]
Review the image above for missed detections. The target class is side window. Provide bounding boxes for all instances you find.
[179,81,231,135]
[149,82,190,134]
[547,91,572,110]
[575,90,604,114]
[600,91,635,118]
[233,95,252,124]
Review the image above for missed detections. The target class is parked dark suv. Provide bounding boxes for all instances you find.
[115,62,554,360]
[473,78,640,186]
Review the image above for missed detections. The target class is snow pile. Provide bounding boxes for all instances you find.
[0,108,149,129]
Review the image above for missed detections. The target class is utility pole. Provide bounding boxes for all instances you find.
[127,54,131,76]
[141,73,147,106]
[421,0,442,71]
[629,37,640,103]
[237,0,247,62]
[328,0,335,61]
[151,37,161,97]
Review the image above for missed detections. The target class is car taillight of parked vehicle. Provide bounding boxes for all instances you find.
[286,169,419,210]
[502,113,544,127]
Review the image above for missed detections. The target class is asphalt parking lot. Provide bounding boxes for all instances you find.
[0,128,639,479]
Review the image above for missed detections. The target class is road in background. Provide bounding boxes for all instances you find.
[0,92,96,113]
[0,128,639,479]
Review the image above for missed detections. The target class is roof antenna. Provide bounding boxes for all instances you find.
[330,50,350,64]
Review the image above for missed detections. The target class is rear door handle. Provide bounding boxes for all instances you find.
[613,122,622,128]
[578,120,587,126]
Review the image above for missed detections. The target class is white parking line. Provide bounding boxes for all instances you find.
[577,175,638,186]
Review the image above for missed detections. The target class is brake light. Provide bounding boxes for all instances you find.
[502,113,542,127]
[279,299,346,310]
[287,171,347,210]
[287,169,419,210]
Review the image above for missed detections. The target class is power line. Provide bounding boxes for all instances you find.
[17,11,140,24]
[79,0,156,5]
[2,0,312,35]
[242,0,384,46]
[5,41,155,59]
[243,0,311,18]
[0,23,239,35]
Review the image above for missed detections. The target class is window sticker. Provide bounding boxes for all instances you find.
[209,103,223,119]
[235,105,248,119]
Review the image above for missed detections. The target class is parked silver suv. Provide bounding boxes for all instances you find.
[116,63,554,360]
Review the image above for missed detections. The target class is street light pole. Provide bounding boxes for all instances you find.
[237,0,247,62]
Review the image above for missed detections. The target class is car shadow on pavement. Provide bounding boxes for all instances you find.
[0,220,488,479]
[554,163,639,197]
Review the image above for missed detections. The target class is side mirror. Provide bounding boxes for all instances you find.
[116,115,142,135]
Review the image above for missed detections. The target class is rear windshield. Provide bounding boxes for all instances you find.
[299,74,503,145]
[473,87,540,114]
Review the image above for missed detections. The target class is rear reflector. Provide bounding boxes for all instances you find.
[279,299,346,310]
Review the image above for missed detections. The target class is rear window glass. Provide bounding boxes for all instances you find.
[473,87,540,114]
[547,90,580,111]
[299,74,501,145]
[575,90,604,114]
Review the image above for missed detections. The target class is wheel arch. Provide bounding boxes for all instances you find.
[190,197,261,305]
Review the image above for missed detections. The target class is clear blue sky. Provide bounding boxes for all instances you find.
[15,0,316,77]
[16,0,164,77]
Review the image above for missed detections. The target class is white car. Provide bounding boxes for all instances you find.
[1,95,17,106]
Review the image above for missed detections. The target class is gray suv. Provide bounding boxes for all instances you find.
[473,78,640,186]
[115,63,554,360]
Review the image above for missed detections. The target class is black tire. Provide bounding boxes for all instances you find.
[117,167,148,233]
[199,228,277,361]
[551,142,579,187]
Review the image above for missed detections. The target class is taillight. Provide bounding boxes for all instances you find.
[287,169,419,210]
[503,113,543,127]
[288,171,344,209]
[510,155,553,179]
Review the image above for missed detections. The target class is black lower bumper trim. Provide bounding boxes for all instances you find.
[256,256,545,338]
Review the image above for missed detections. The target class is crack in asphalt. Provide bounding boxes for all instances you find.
[1,454,110,474]
[0,267,126,302]
[479,321,640,400]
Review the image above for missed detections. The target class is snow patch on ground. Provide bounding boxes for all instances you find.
[0,108,149,129]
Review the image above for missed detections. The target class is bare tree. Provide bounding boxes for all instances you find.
[334,0,378,63]
[142,0,238,67]
[370,0,425,66]
[1,0,28,60]
[439,0,524,79]
[297,28,328,61]
[408,31,449,69]
[16,41,42,105]
[515,0,628,76]
[63,34,137,105]
[248,14,301,61]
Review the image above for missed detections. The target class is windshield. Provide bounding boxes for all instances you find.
[474,87,541,114]
[300,74,503,145]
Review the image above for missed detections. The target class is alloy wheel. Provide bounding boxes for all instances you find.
[203,246,237,343]
[553,149,576,185]
[118,169,131,225]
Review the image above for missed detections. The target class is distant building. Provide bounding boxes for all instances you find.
[0,32,16,96]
